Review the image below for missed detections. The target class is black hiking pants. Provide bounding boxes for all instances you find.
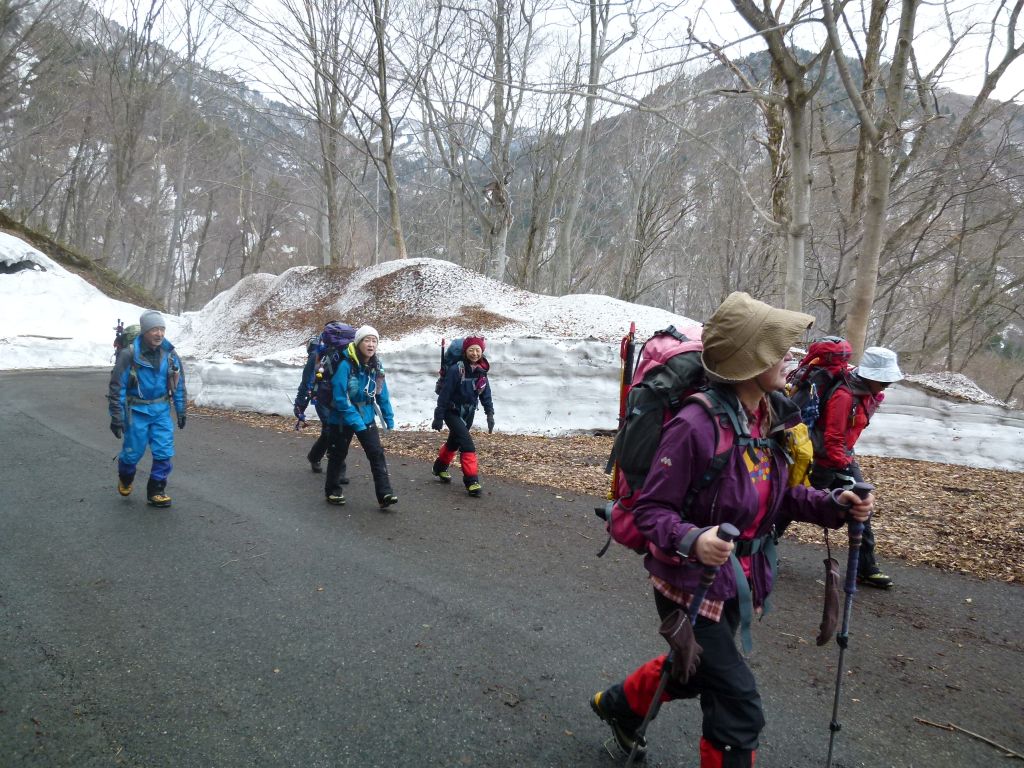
[442,409,476,455]
[308,423,330,464]
[307,404,331,464]
[603,589,763,758]
[325,423,393,502]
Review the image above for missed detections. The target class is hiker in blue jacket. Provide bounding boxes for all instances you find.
[324,325,397,509]
[107,309,187,508]
[293,328,338,477]
[431,335,494,497]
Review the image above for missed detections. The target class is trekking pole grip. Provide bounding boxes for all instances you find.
[683,523,739,630]
[698,523,739,589]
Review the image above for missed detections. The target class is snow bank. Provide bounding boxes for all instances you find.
[2,229,1022,471]
[0,232,177,369]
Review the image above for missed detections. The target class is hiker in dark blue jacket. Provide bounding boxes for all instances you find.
[107,309,187,507]
[293,330,335,476]
[431,335,494,497]
[324,325,397,509]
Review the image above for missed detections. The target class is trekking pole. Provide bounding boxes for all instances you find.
[625,522,740,768]
[284,395,305,431]
[825,481,875,768]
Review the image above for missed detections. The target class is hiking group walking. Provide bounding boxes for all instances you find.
[105,295,902,768]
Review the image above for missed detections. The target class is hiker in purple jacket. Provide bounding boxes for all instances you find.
[590,292,874,768]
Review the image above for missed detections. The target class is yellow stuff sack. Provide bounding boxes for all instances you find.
[786,422,813,487]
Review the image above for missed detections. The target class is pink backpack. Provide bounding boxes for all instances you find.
[597,324,706,559]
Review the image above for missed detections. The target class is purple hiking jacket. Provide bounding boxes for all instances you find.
[632,390,848,608]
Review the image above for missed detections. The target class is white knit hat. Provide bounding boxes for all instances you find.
[353,325,379,348]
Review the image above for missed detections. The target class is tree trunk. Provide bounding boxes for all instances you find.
[373,0,407,260]
[783,93,810,310]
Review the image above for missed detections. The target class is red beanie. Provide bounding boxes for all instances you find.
[463,336,485,353]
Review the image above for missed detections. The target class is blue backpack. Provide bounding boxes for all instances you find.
[434,338,465,394]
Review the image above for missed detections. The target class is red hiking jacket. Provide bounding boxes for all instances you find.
[818,383,883,469]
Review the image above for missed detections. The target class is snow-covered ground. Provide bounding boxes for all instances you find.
[2,231,1022,472]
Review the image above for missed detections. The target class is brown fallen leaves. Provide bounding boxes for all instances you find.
[192,406,1024,584]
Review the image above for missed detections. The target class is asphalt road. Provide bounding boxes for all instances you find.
[1,369,1021,768]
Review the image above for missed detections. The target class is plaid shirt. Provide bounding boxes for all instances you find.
[650,575,724,622]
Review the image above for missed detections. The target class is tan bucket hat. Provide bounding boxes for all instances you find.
[701,292,815,381]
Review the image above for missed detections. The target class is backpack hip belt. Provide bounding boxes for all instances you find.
[127,394,171,406]
[733,532,774,557]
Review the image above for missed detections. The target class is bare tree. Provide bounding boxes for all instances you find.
[93,0,178,270]
[550,0,637,294]
[154,0,226,305]
[821,0,920,358]
[413,0,540,280]
[730,0,834,310]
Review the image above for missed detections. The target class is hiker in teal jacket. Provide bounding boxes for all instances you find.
[107,309,186,507]
[323,325,397,509]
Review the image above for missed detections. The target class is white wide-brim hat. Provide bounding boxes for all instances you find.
[857,346,903,383]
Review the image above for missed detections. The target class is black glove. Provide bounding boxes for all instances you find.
[486,413,495,434]
[177,415,187,430]
[110,422,123,439]
[431,416,444,431]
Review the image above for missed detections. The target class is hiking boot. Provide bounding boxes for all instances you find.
[379,494,399,509]
[466,482,482,497]
[146,478,171,508]
[859,571,893,589]
[326,491,346,506]
[309,459,323,474]
[117,474,135,497]
[590,691,647,757]
[432,460,452,484]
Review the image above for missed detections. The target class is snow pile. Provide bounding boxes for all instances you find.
[2,229,1023,471]
[175,258,695,362]
[0,232,177,369]
[905,372,1008,407]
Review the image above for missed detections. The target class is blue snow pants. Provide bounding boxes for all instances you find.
[118,408,175,481]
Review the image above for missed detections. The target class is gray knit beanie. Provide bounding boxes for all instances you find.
[140,309,166,334]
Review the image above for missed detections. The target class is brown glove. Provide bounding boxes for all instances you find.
[816,557,841,646]
[658,608,703,684]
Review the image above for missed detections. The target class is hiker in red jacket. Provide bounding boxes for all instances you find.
[810,346,903,588]
[590,292,874,768]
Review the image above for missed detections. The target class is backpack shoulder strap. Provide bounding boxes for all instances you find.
[679,390,734,518]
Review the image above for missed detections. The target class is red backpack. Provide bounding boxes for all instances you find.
[785,336,853,450]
